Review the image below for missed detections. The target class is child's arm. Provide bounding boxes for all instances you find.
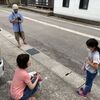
[9,14,17,23]
[26,74,41,90]
[82,57,88,70]
[86,59,98,70]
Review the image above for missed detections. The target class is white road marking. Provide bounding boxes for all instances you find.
[0,9,10,13]
[20,9,100,31]
[1,9,100,31]
[46,16,100,31]
[24,16,100,40]
[1,9,100,41]
[15,8,100,31]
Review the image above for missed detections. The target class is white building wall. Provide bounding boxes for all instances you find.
[54,0,100,22]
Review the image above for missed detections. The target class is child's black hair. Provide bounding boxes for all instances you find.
[17,54,29,69]
[86,38,100,53]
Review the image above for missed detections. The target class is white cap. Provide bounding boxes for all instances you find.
[12,4,18,10]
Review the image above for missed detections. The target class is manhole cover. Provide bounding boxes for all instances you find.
[26,48,39,55]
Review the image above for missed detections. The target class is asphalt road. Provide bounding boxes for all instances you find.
[0,6,100,85]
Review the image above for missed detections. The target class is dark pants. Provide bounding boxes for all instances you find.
[83,70,97,95]
[20,79,39,100]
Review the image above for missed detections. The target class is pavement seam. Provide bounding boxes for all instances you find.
[0,29,100,99]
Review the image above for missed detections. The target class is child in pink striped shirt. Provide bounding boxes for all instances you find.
[10,54,42,100]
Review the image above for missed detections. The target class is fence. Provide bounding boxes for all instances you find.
[21,0,54,9]
[0,0,6,4]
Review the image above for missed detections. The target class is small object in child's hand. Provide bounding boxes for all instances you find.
[29,71,37,79]
[38,75,43,82]
[29,71,43,81]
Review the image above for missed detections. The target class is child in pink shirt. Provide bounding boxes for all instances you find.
[10,54,41,100]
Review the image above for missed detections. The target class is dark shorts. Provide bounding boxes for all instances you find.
[20,79,39,100]
[14,31,25,41]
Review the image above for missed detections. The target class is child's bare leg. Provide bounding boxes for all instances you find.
[17,41,21,48]
[28,96,36,100]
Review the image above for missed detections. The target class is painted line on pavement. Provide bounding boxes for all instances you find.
[1,8,100,32]
[1,9,100,41]
[25,16,100,41]
[47,17,100,31]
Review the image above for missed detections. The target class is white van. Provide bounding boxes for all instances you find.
[0,29,4,77]
[0,58,4,77]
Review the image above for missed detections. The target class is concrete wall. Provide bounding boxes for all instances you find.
[54,0,100,22]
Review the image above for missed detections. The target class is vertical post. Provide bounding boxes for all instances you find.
[19,0,21,5]
[48,0,50,9]
[25,0,28,6]
[33,0,35,5]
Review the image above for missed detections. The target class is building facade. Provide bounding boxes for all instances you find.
[0,0,6,4]
[0,0,20,5]
[54,0,100,22]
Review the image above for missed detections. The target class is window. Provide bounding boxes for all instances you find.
[63,0,70,7]
[79,0,89,10]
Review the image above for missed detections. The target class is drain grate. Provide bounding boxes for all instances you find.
[26,48,39,55]
[65,71,72,76]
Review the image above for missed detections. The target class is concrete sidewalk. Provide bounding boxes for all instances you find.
[0,29,100,100]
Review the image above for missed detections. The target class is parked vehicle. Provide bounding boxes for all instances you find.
[0,48,4,77]
[0,58,4,77]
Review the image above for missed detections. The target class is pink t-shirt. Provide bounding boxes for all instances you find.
[10,67,31,100]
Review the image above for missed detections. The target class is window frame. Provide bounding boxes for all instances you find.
[79,0,89,10]
[62,0,70,8]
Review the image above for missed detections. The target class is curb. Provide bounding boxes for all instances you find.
[54,14,100,26]
[1,29,100,99]
[19,6,53,16]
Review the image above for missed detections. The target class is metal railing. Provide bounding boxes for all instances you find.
[35,0,48,5]
[21,0,54,9]
[0,0,6,4]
